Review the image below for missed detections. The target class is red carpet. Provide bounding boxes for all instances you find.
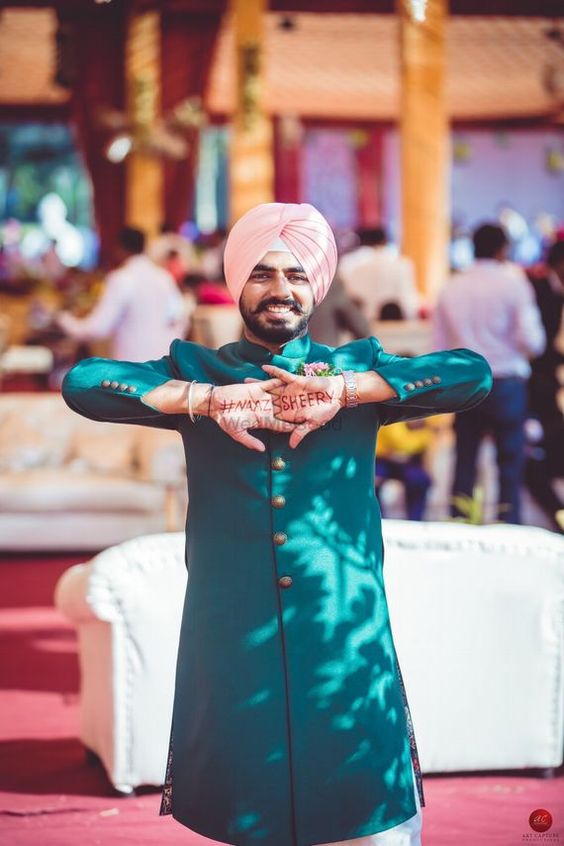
[1,555,563,846]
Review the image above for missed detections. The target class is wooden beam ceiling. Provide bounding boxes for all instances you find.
[1,0,562,16]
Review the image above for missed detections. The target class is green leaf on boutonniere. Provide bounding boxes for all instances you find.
[296,360,343,377]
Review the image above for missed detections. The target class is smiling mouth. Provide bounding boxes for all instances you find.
[261,304,298,315]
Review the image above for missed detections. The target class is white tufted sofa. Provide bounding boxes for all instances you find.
[0,393,187,550]
[54,521,564,793]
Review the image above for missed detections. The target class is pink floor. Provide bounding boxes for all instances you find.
[0,555,562,846]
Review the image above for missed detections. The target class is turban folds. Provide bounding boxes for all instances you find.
[223,203,338,306]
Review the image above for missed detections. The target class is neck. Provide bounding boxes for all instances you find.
[242,326,307,355]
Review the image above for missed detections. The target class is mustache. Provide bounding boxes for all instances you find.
[256,299,304,314]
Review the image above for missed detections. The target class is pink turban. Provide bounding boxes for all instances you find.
[223,203,338,306]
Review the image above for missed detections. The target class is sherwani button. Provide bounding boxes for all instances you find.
[404,383,416,392]
[271,495,286,508]
[414,380,424,388]
[273,532,287,546]
[278,575,293,589]
[432,375,441,384]
[424,378,433,386]
[101,380,111,388]
[119,384,128,392]
[110,381,119,389]
[271,457,286,471]
[127,385,137,393]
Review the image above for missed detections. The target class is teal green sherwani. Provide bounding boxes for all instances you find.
[62,333,492,846]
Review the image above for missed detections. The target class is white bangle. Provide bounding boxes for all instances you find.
[187,380,199,422]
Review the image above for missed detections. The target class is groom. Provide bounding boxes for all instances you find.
[63,202,492,846]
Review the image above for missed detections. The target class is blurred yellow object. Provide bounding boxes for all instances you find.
[376,419,433,459]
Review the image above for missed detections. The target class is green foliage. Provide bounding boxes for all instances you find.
[450,485,510,525]
[450,485,486,524]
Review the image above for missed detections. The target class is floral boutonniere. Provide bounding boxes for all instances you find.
[295,360,343,377]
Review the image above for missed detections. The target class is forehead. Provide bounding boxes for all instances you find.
[254,250,304,271]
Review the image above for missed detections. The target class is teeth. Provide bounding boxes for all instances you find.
[266,305,292,313]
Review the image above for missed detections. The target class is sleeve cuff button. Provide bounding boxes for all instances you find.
[127,386,137,393]
[110,381,119,389]
[404,383,416,392]
[101,380,110,388]
[423,378,433,386]
[432,376,441,384]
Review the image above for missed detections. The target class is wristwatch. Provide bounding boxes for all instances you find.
[341,370,359,408]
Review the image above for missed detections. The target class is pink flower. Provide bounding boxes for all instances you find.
[297,360,342,377]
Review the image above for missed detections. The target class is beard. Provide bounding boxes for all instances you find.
[239,297,312,343]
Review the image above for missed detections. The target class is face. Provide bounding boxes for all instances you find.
[239,251,315,344]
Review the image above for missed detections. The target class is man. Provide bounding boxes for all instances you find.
[338,226,420,321]
[527,240,564,424]
[433,222,545,524]
[147,221,198,280]
[62,202,492,846]
[57,227,188,362]
[307,273,371,346]
[524,240,564,531]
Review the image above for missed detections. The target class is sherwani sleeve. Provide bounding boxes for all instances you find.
[368,336,493,426]
[61,339,184,430]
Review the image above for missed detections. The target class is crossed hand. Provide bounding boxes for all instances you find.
[210,364,345,451]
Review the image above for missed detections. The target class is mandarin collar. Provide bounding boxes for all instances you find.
[236,332,312,364]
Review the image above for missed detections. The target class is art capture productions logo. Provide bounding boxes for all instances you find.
[522,808,559,841]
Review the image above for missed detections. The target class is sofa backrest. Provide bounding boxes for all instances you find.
[0,392,185,480]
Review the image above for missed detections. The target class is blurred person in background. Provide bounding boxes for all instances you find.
[524,239,564,532]
[338,226,420,321]
[307,274,370,346]
[56,226,189,362]
[182,272,235,306]
[527,240,564,423]
[148,221,198,279]
[375,418,433,521]
[433,222,545,524]
[198,227,227,281]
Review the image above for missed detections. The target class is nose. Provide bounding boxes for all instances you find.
[269,270,293,298]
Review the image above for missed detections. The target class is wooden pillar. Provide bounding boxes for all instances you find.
[125,10,163,237]
[398,0,449,302]
[229,0,274,224]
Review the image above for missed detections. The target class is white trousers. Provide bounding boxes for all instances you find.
[313,759,423,846]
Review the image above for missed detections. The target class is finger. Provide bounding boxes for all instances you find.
[244,377,262,383]
[289,422,315,449]
[258,377,285,390]
[232,429,266,451]
[261,364,296,382]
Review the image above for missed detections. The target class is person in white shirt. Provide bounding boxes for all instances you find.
[338,227,420,321]
[147,222,198,277]
[57,227,189,362]
[433,222,545,524]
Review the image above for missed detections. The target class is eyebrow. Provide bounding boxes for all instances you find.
[251,263,306,274]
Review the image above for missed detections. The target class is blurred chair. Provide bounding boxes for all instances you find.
[0,313,11,356]
[0,344,53,388]
[189,304,243,348]
[371,319,432,356]
[0,392,186,551]
[55,522,564,793]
